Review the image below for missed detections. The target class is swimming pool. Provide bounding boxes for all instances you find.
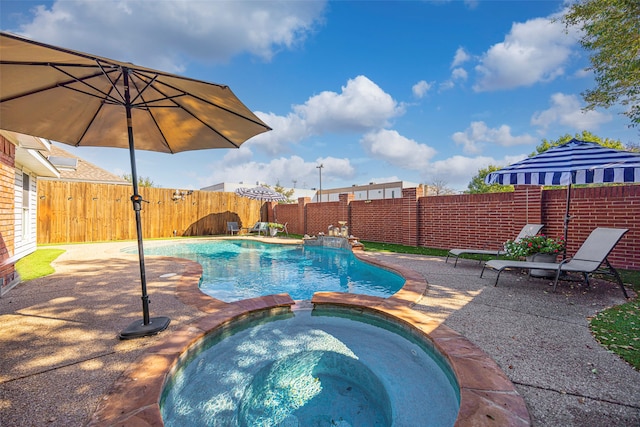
[138,240,405,302]
[160,306,460,426]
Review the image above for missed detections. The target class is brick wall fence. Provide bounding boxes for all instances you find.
[273,185,640,270]
[0,135,16,293]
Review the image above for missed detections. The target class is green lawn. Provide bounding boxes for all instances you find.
[16,243,640,370]
[15,248,65,281]
[590,269,640,370]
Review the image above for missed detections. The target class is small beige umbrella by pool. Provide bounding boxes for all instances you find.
[0,31,271,339]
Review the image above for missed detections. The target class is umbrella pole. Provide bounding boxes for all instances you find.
[120,68,170,340]
[562,183,572,260]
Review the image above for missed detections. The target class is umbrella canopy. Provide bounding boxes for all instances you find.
[485,139,640,252]
[0,32,270,152]
[235,186,288,202]
[235,186,287,222]
[0,32,271,339]
[485,139,640,187]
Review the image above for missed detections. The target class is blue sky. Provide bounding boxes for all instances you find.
[2,0,637,192]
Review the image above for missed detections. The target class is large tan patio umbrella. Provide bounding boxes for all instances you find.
[0,31,271,339]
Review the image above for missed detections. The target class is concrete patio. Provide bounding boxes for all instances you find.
[1,239,638,426]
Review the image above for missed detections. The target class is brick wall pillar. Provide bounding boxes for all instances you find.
[0,134,16,294]
[401,187,418,247]
[338,193,354,233]
[513,185,543,230]
[265,201,275,223]
[297,197,310,235]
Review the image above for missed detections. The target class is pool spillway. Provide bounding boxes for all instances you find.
[160,307,460,427]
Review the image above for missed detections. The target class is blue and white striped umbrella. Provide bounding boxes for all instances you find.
[485,139,640,253]
[235,186,287,202]
[485,139,640,186]
[235,186,286,222]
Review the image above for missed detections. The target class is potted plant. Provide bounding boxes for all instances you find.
[504,234,565,277]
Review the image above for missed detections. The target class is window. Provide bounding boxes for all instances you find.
[23,173,30,207]
[22,172,30,239]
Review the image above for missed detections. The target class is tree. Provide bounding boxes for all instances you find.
[428,179,457,196]
[562,0,640,128]
[465,165,514,194]
[268,181,295,202]
[122,174,155,188]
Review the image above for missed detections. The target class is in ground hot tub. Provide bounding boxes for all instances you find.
[160,306,460,426]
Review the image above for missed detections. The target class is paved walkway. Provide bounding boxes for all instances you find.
[1,240,638,426]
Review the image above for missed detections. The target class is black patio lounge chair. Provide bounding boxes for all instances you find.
[446,224,544,267]
[480,227,629,298]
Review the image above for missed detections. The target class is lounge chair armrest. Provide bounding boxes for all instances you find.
[558,258,572,267]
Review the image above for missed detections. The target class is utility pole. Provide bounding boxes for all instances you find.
[316,164,324,202]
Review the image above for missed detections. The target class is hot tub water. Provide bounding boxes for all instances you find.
[161,307,460,426]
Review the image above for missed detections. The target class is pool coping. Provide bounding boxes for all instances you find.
[88,240,531,426]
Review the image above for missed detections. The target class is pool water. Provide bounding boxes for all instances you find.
[160,308,460,426]
[138,240,405,302]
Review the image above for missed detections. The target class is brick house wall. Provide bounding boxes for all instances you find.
[0,134,16,293]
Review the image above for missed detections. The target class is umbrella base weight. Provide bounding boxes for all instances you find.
[119,316,171,340]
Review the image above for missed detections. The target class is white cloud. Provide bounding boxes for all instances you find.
[295,75,403,132]
[574,67,591,79]
[464,0,480,10]
[451,67,468,81]
[438,80,455,92]
[315,156,357,183]
[451,47,471,68]
[421,152,527,192]
[426,155,494,187]
[246,112,309,155]
[438,67,468,92]
[531,92,612,131]
[473,16,578,92]
[244,76,403,158]
[412,80,433,98]
[360,129,436,170]
[17,0,327,72]
[199,154,354,190]
[452,121,537,154]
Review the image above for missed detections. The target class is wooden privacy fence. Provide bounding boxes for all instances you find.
[37,181,269,243]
